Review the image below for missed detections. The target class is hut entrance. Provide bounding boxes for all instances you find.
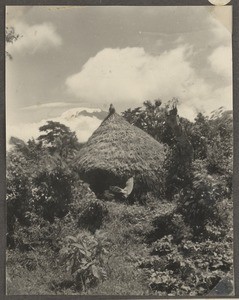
[82,169,126,198]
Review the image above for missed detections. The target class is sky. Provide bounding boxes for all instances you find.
[6,5,232,141]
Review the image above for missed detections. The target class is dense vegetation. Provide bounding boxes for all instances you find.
[6,101,233,296]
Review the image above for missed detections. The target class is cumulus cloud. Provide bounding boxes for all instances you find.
[6,20,62,54]
[208,46,232,79]
[66,46,193,104]
[66,46,232,120]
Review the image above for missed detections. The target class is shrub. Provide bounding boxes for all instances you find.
[78,200,109,233]
[180,239,233,273]
[32,158,74,222]
[176,160,231,237]
[6,148,78,247]
[146,211,192,244]
[164,145,193,200]
[59,231,109,291]
[70,181,108,233]
[70,181,99,216]
[6,151,33,247]
[150,235,177,256]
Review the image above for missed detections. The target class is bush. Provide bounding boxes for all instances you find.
[59,231,109,291]
[6,151,33,247]
[78,200,109,233]
[146,211,191,244]
[70,181,108,233]
[164,145,193,199]
[70,181,99,215]
[176,160,231,237]
[150,235,177,256]
[6,148,78,247]
[180,239,233,273]
[32,157,75,222]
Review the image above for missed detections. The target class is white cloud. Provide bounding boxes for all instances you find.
[66,46,232,120]
[6,108,103,149]
[208,46,232,79]
[66,46,193,104]
[6,20,62,54]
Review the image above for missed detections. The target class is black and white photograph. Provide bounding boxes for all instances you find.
[5,4,233,296]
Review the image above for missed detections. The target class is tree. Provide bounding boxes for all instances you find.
[6,26,20,60]
[37,121,80,158]
[163,103,194,199]
[187,113,209,160]
[122,99,174,145]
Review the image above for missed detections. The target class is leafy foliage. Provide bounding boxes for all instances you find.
[175,160,230,236]
[122,101,232,201]
[78,200,108,233]
[163,145,193,199]
[31,155,75,222]
[6,26,20,59]
[6,123,81,246]
[38,121,80,157]
[12,214,61,251]
[59,231,109,291]
[122,99,174,145]
[139,234,233,296]
[147,213,192,244]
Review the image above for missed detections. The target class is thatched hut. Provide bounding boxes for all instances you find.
[76,112,166,199]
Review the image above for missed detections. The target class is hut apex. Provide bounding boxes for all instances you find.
[103,103,116,122]
[109,104,116,115]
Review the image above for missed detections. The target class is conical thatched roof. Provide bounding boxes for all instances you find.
[76,113,166,197]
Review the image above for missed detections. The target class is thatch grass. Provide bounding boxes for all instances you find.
[76,113,166,197]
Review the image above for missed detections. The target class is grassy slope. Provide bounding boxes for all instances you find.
[7,200,175,295]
